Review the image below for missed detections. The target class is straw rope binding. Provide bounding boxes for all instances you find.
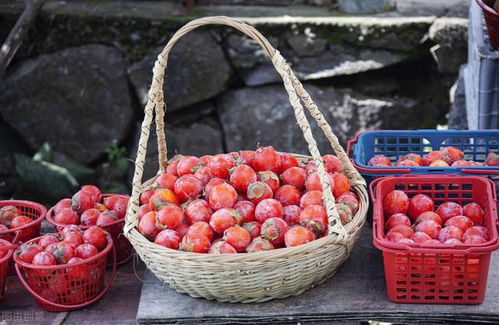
[124,16,368,303]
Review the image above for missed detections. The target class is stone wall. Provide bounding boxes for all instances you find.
[0,2,468,199]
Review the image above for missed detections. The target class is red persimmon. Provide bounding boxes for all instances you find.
[445,215,473,232]
[283,205,302,226]
[337,193,359,214]
[156,205,183,230]
[424,151,443,166]
[32,251,57,266]
[299,190,323,209]
[80,208,100,226]
[257,171,280,193]
[188,221,214,241]
[463,226,488,241]
[239,150,255,166]
[463,203,484,226]
[140,189,155,205]
[241,221,261,239]
[200,155,213,166]
[385,213,411,230]
[387,224,414,238]
[174,175,203,203]
[54,208,79,225]
[53,199,71,215]
[234,200,255,223]
[148,189,179,210]
[194,167,211,186]
[305,172,335,194]
[138,204,152,221]
[252,147,281,173]
[299,205,328,238]
[274,185,301,207]
[279,153,299,172]
[332,173,350,198]
[280,167,307,190]
[71,190,96,215]
[255,199,284,223]
[154,229,182,250]
[16,243,43,263]
[322,155,343,173]
[415,211,442,225]
[224,225,251,252]
[49,241,76,264]
[407,194,434,221]
[230,164,257,193]
[180,233,210,253]
[441,146,464,165]
[260,217,289,246]
[383,190,409,216]
[153,174,177,191]
[209,183,238,210]
[411,231,432,243]
[368,155,391,167]
[63,231,84,248]
[83,226,108,251]
[336,203,353,225]
[464,235,487,244]
[81,185,102,202]
[246,181,273,205]
[11,216,32,229]
[435,202,463,224]
[402,153,424,166]
[285,226,315,247]
[96,210,118,227]
[209,240,237,254]
[438,225,464,242]
[204,178,226,197]
[38,234,60,249]
[246,237,275,252]
[414,220,441,239]
[208,154,235,179]
[395,160,419,167]
[177,156,203,176]
[185,199,213,224]
[76,243,99,259]
[209,208,240,234]
[67,257,89,281]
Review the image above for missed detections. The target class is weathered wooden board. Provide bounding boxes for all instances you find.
[136,226,499,325]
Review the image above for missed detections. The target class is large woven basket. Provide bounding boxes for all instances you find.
[124,16,368,303]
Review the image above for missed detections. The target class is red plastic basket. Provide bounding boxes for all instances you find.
[371,175,499,304]
[13,233,116,312]
[46,194,133,266]
[0,239,14,304]
[476,0,499,49]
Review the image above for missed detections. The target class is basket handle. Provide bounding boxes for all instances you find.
[14,243,117,310]
[125,16,366,238]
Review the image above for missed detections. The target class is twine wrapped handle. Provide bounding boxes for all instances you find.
[126,16,366,240]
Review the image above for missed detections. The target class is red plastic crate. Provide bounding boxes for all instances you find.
[371,175,499,304]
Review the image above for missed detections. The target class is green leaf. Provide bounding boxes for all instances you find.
[15,154,79,200]
[33,142,52,162]
[115,157,129,174]
[62,158,95,180]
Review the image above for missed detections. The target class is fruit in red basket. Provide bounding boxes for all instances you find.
[54,208,79,225]
[16,243,43,263]
[441,146,464,165]
[83,226,108,251]
[283,205,302,226]
[209,240,237,254]
[436,202,463,223]
[444,238,463,245]
[424,239,442,245]
[255,199,283,223]
[463,203,484,226]
[38,234,60,249]
[209,183,238,210]
[234,200,255,223]
[96,210,118,227]
[410,232,432,244]
[464,235,487,244]
[395,160,419,167]
[385,231,405,242]
[223,226,251,252]
[407,194,434,220]
[154,229,182,250]
[229,164,257,193]
[463,226,488,241]
[383,190,409,216]
[415,211,442,225]
[194,167,211,186]
[337,193,359,214]
[49,241,76,264]
[62,225,80,236]
[76,243,99,259]
[274,185,301,207]
[110,197,128,219]
[53,199,71,215]
[188,222,214,241]
[280,167,307,190]
[252,147,281,173]
[80,208,100,226]
[0,225,7,232]
[414,220,441,239]
[257,171,280,193]
[385,213,411,229]
[246,237,275,252]
[149,189,179,210]
[71,190,96,215]
[279,153,299,172]
[246,181,273,205]
[156,205,183,230]
[285,226,315,247]
[445,215,473,232]
[299,205,327,238]
[299,191,322,209]
[0,206,20,227]
[261,217,288,246]
[485,153,499,166]
[332,173,350,198]
[336,203,352,225]
[368,155,392,167]
[185,199,212,224]
[11,215,32,229]
[305,172,334,193]
[177,156,203,176]
[174,175,203,203]
[438,226,464,242]
[140,190,155,205]
[322,154,343,173]
[81,185,102,202]
[94,202,107,212]
[424,151,443,166]
[67,257,89,281]
[32,251,57,266]
[402,153,424,166]
[153,174,177,191]
[208,154,235,179]
[451,160,472,167]
[209,208,239,234]
[63,231,84,248]
[241,221,261,239]
[180,233,210,253]
[387,224,415,238]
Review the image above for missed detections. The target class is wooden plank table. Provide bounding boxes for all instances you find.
[136,226,499,324]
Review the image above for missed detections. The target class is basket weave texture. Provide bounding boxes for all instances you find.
[124,16,368,303]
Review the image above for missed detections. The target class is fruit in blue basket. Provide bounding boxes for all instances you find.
[11,215,32,229]
[149,189,179,210]
[451,160,472,167]
[255,199,284,224]
[261,217,289,246]
[445,215,473,232]
[332,173,350,198]
[81,185,102,203]
[16,243,43,263]
[436,202,463,224]
[337,193,359,214]
[209,240,237,254]
[246,181,273,205]
[414,220,441,239]
[407,194,434,221]
[241,221,261,239]
[279,153,299,172]
[429,160,449,167]
[383,190,409,216]
[234,200,255,223]
[32,251,57,266]
[209,208,239,234]
[415,211,442,225]
[402,153,424,166]
[299,205,327,238]
[208,154,235,179]
[438,226,464,243]
[252,147,282,173]
[280,167,307,190]
[185,199,212,224]
[71,190,96,215]
[463,203,484,226]
[385,213,411,229]
[156,205,183,230]
[154,229,182,250]
[387,224,414,238]
[283,205,302,226]
[367,155,392,167]
[274,185,301,207]
[83,226,108,251]
[55,208,79,225]
[174,175,203,203]
[153,174,177,191]
[246,237,275,252]
[209,183,238,210]
[305,172,334,193]
[395,160,419,167]
[485,153,499,166]
[410,231,432,243]
[180,233,210,253]
[463,226,488,241]
[76,243,99,259]
[229,164,257,193]
[299,190,322,209]
[177,156,203,176]
[424,151,444,166]
[223,225,251,252]
[0,205,20,227]
[187,222,214,242]
[285,226,315,247]
[441,146,464,165]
